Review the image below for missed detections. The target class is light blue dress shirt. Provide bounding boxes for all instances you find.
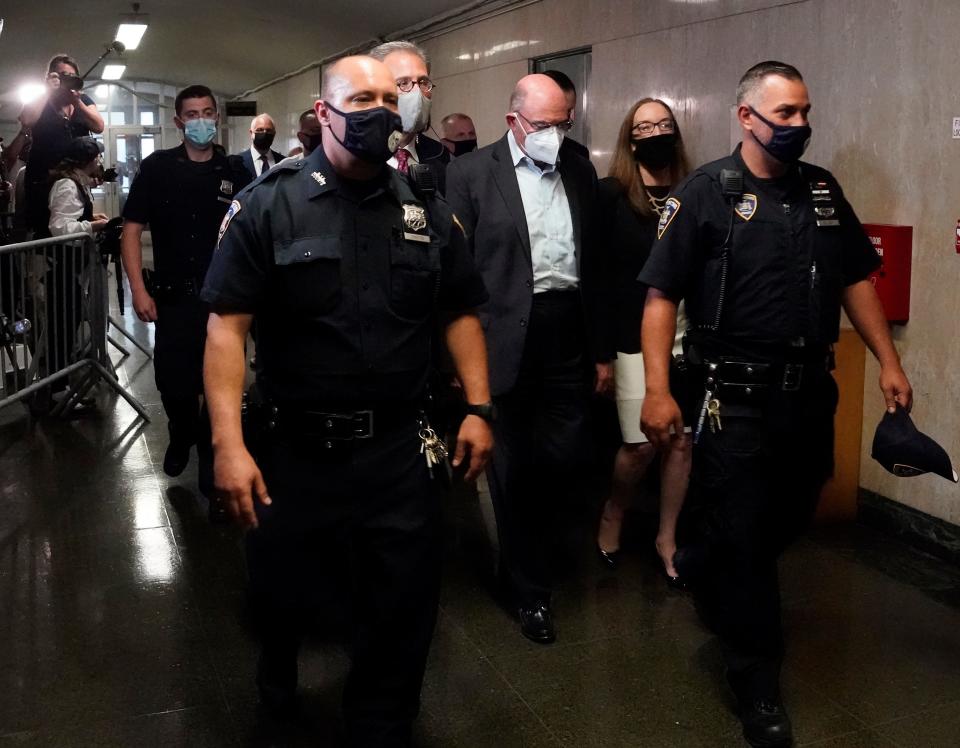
[506,130,578,294]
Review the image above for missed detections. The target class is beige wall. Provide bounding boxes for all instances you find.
[420,0,960,526]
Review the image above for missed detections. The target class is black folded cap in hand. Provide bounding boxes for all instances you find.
[871,406,958,483]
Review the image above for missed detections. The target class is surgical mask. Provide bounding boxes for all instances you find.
[253,131,275,151]
[450,138,477,157]
[326,102,403,164]
[519,123,563,165]
[183,118,217,148]
[631,133,676,170]
[398,88,432,134]
[749,107,811,164]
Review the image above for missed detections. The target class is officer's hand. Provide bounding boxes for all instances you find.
[594,362,615,398]
[132,287,157,323]
[452,415,494,482]
[880,363,913,413]
[214,446,271,529]
[91,218,109,232]
[641,391,684,451]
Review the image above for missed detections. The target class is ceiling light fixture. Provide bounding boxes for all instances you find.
[115,3,149,50]
[102,65,127,81]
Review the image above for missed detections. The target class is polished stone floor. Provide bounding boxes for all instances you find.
[2,304,960,747]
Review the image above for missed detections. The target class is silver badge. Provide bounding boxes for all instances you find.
[220,180,233,195]
[311,171,326,186]
[388,130,403,153]
[403,204,428,232]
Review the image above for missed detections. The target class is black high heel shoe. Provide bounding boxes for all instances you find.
[596,545,620,569]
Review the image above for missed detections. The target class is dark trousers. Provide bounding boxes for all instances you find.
[248,416,441,748]
[683,372,839,700]
[155,294,213,492]
[488,291,590,606]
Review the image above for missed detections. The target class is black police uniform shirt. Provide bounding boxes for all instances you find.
[639,144,879,348]
[123,144,251,282]
[201,146,489,406]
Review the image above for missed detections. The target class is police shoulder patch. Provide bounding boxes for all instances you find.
[657,197,681,239]
[217,200,242,246]
[734,193,758,221]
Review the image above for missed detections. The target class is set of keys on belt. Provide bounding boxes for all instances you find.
[694,390,723,444]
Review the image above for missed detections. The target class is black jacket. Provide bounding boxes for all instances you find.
[237,147,286,180]
[446,133,610,396]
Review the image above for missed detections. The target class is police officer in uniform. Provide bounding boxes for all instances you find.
[639,62,912,747]
[202,56,493,746]
[121,84,250,513]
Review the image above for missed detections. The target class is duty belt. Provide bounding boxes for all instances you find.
[254,403,421,445]
[701,352,834,399]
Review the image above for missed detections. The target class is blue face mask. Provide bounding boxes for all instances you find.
[749,106,811,164]
[183,118,217,148]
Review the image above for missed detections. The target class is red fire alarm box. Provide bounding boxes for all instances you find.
[863,223,911,324]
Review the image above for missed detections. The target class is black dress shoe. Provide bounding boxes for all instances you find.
[163,440,191,477]
[740,698,793,747]
[596,545,619,569]
[519,604,555,644]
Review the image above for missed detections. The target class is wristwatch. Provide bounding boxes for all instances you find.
[465,401,497,423]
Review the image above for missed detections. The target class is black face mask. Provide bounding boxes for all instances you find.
[325,102,403,164]
[253,132,275,151]
[300,132,322,154]
[749,107,811,164]
[631,133,676,171]
[451,138,477,157]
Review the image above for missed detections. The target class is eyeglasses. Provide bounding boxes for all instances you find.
[514,111,574,133]
[396,77,435,94]
[632,119,675,135]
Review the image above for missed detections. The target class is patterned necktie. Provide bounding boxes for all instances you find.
[395,148,410,174]
[260,154,270,176]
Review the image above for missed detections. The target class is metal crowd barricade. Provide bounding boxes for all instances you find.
[0,232,150,421]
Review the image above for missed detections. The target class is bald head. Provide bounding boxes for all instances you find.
[509,74,567,116]
[321,55,397,108]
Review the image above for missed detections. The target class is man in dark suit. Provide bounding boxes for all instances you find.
[369,40,450,194]
[446,74,613,644]
[542,69,590,161]
[237,113,285,179]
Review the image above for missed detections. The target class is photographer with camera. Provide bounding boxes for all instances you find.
[15,54,104,238]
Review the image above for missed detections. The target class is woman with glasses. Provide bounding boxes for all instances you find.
[595,98,692,586]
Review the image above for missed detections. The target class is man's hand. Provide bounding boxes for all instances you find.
[451,414,494,482]
[91,218,109,232]
[879,363,913,413]
[594,362,615,397]
[641,391,684,451]
[214,446,271,529]
[132,287,157,322]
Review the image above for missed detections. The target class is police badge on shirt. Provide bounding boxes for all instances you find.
[402,202,430,243]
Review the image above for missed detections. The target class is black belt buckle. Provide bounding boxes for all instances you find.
[782,363,804,391]
[353,410,374,440]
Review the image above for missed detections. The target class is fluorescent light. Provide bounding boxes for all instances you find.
[115,21,148,50]
[18,83,46,104]
[102,65,126,80]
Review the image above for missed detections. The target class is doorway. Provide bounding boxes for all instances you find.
[532,48,592,154]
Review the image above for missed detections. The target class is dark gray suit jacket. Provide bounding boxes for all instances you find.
[446,133,611,396]
[238,148,285,180]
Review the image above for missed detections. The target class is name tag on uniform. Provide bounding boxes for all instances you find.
[402,202,430,243]
[809,181,840,227]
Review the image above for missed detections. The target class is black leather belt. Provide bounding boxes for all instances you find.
[260,403,420,445]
